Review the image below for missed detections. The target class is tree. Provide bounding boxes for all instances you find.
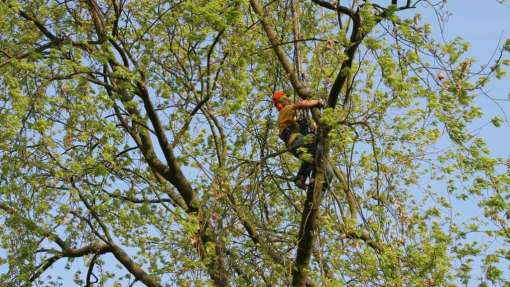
[0,0,509,286]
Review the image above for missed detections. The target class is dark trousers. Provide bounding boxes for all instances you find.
[287,133,315,180]
[287,132,334,186]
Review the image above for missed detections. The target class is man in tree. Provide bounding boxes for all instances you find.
[272,91,323,189]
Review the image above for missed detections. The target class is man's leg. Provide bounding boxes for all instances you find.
[287,133,316,189]
[295,162,313,189]
[288,134,314,162]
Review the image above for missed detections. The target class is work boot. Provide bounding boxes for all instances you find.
[294,176,307,190]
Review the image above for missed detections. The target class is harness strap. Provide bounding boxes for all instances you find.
[279,126,293,143]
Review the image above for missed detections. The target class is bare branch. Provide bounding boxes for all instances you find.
[85,253,100,287]
[102,189,173,204]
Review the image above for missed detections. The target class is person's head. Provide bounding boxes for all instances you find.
[272,91,292,111]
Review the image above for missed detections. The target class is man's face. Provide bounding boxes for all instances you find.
[281,96,292,106]
[273,93,292,111]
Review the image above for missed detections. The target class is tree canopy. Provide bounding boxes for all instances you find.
[1,0,510,286]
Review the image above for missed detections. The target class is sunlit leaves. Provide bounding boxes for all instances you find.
[0,0,509,286]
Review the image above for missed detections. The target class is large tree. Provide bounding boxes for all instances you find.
[1,0,509,286]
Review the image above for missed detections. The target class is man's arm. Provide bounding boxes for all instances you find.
[294,99,324,110]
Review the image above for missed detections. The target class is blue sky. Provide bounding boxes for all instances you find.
[437,1,510,157]
[411,2,510,286]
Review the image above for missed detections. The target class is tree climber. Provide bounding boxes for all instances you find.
[273,91,323,189]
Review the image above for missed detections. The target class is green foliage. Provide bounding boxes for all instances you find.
[0,0,508,286]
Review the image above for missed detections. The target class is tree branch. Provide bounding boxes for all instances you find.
[342,228,384,252]
[70,185,163,287]
[310,0,356,20]
[328,18,362,108]
[102,189,173,204]
[109,243,162,287]
[0,42,58,69]
[291,163,327,287]
[0,202,67,249]
[249,0,312,99]
[83,0,107,43]
[16,9,58,41]
[135,82,197,211]
[85,253,100,287]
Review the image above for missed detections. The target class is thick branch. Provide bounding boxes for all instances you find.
[115,81,225,286]
[110,244,162,287]
[0,202,66,249]
[63,242,112,257]
[72,187,163,287]
[1,202,113,282]
[111,0,122,37]
[83,0,107,43]
[136,82,197,211]
[291,0,303,80]
[110,90,191,211]
[29,244,112,282]
[342,229,384,252]
[249,0,311,98]
[328,18,362,108]
[16,10,58,41]
[291,153,328,287]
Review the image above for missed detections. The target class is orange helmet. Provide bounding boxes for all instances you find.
[272,91,286,111]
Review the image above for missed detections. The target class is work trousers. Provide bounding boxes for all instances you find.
[287,132,334,186]
[287,133,314,180]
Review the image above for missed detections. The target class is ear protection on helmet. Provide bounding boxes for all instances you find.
[272,91,286,111]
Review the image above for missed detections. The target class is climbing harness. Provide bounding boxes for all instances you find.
[279,125,294,143]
